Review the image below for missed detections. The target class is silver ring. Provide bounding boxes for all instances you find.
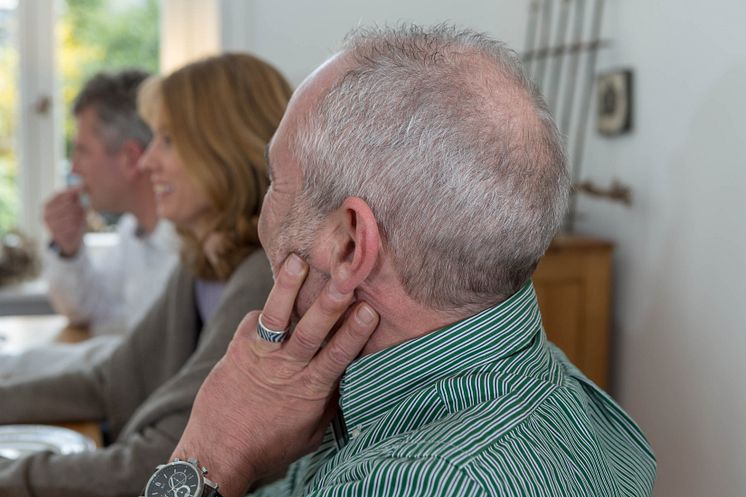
[256,315,288,343]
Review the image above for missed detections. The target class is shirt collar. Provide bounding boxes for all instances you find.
[147,219,180,251]
[339,282,543,433]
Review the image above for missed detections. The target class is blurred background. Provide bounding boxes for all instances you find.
[1,1,744,495]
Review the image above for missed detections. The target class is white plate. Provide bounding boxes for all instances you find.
[0,425,96,460]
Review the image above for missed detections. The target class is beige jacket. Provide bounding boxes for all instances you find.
[0,249,273,497]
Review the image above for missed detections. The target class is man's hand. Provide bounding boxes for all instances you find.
[172,254,379,497]
[43,186,86,257]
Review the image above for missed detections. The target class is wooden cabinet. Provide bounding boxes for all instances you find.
[532,236,613,390]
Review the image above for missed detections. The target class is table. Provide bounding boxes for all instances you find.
[0,278,54,316]
[0,315,102,447]
[0,315,79,352]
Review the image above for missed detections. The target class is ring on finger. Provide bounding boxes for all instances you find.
[256,314,289,343]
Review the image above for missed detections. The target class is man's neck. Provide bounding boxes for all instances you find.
[358,288,479,357]
[127,185,159,236]
[350,257,483,356]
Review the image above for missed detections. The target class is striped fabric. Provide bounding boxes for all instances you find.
[252,283,656,497]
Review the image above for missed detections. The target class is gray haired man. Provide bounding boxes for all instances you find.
[43,70,178,336]
[157,25,656,497]
[0,71,180,382]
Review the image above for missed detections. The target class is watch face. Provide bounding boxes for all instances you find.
[145,461,203,497]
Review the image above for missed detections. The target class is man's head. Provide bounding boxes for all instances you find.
[261,25,569,318]
[71,70,152,213]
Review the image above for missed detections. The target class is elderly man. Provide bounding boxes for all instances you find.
[156,25,655,497]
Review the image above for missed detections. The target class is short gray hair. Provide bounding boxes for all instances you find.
[291,24,569,310]
[73,69,152,152]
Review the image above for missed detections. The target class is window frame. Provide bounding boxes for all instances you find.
[16,0,60,246]
[13,0,221,246]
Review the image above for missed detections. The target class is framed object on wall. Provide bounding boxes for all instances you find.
[597,69,633,136]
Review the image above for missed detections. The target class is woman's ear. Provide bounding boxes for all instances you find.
[327,197,380,294]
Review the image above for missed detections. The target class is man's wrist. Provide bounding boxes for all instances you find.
[48,240,80,259]
[172,443,257,497]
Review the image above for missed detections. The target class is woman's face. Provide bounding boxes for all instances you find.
[139,115,212,235]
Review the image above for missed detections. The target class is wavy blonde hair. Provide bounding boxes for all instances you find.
[139,53,292,280]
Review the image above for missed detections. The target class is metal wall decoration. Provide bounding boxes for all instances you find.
[522,0,632,231]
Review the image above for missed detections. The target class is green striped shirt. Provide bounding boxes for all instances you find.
[252,283,656,496]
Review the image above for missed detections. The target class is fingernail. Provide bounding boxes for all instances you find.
[286,254,306,275]
[357,303,377,324]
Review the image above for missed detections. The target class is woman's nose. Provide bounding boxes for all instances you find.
[137,143,157,172]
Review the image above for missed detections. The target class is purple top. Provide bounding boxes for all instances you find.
[194,279,227,324]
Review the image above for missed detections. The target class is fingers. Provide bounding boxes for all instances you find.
[46,209,85,228]
[311,302,378,386]
[44,191,84,223]
[283,280,354,362]
[44,191,86,254]
[45,187,83,209]
[260,254,308,332]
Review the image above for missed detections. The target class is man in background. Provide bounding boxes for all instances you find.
[44,69,178,335]
[0,70,179,381]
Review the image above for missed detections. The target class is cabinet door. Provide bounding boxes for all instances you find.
[532,238,612,390]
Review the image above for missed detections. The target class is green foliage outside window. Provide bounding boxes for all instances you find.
[0,8,18,234]
[60,0,159,156]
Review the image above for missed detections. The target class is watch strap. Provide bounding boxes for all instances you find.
[204,486,222,497]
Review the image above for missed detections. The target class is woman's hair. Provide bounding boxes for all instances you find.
[139,53,292,280]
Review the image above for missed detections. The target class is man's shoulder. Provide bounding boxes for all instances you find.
[223,249,274,297]
[331,367,655,496]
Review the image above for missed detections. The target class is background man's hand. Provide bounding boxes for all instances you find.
[43,186,86,257]
[172,254,379,497]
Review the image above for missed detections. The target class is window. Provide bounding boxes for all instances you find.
[0,0,159,241]
[0,0,19,234]
[59,0,159,169]
[59,0,160,230]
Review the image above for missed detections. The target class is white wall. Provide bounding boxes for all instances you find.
[220,2,746,495]
[161,0,221,72]
[220,0,524,86]
[578,1,746,496]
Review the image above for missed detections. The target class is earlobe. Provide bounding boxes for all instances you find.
[329,197,380,294]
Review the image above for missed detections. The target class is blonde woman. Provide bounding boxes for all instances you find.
[0,53,292,497]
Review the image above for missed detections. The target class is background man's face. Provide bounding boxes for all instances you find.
[71,106,129,213]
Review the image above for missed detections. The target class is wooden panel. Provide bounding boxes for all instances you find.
[532,236,613,390]
[534,280,583,364]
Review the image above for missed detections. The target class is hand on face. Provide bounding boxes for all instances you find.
[171,254,379,497]
[43,186,86,257]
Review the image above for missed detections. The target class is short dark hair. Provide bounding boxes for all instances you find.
[73,69,153,151]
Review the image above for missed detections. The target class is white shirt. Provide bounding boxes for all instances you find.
[44,214,180,335]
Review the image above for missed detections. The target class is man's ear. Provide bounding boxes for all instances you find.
[119,139,145,180]
[327,197,381,294]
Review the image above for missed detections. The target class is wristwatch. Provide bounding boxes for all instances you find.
[141,458,222,497]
